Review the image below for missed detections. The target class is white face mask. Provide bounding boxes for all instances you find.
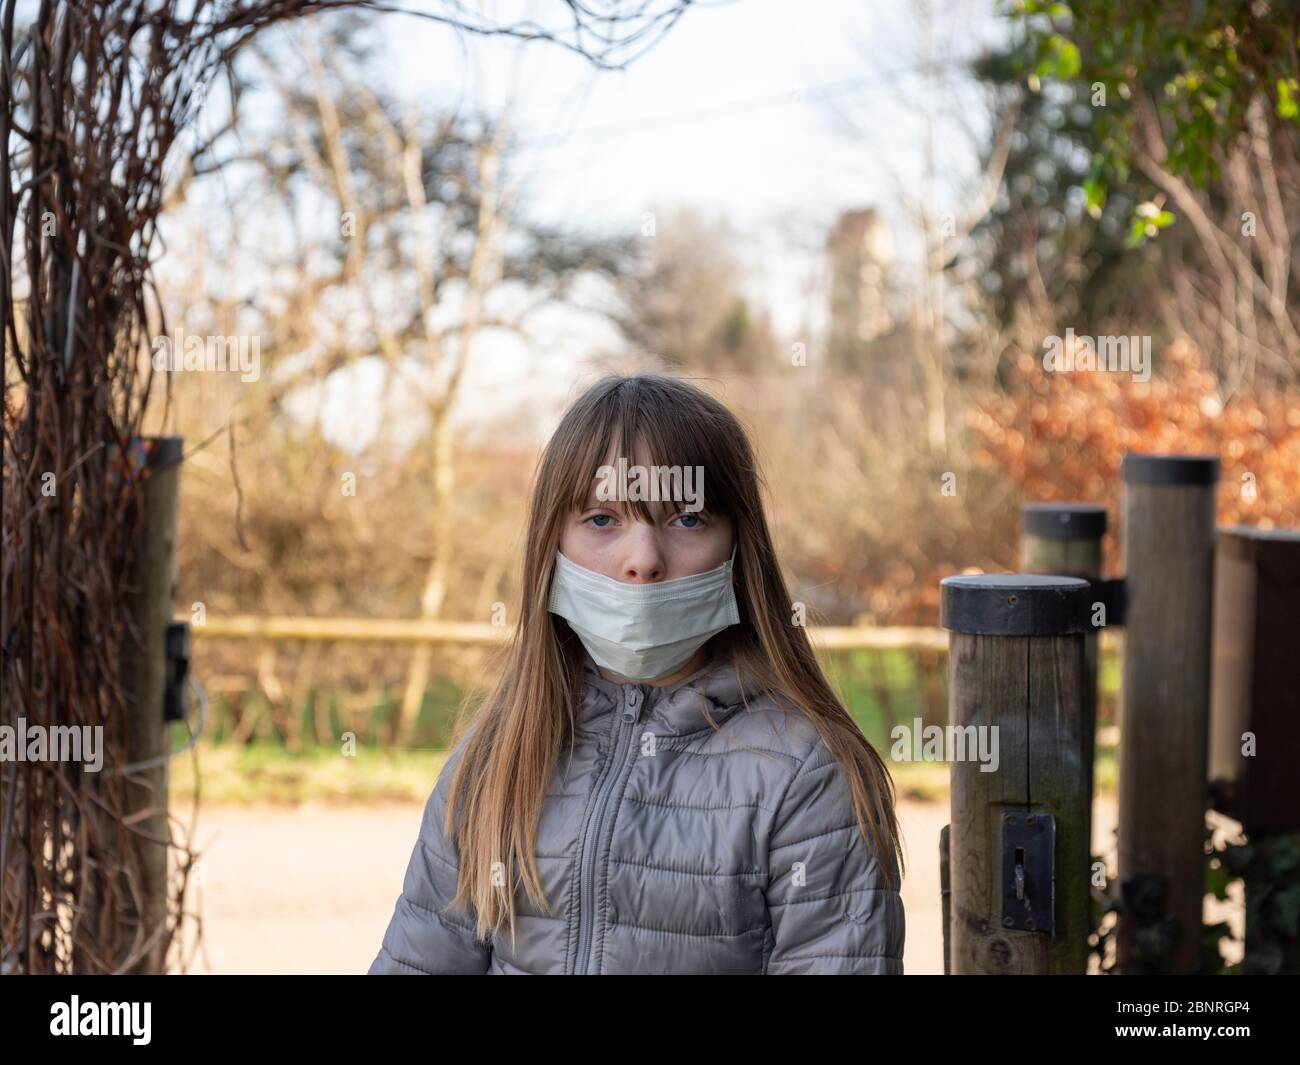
[548,544,740,683]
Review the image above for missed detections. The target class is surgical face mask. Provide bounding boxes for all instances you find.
[548,544,740,683]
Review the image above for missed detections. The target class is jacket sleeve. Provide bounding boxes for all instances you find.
[763,739,905,974]
[368,738,492,974]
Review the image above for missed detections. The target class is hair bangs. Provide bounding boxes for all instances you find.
[561,379,735,522]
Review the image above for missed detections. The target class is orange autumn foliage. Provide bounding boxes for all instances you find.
[966,339,1300,579]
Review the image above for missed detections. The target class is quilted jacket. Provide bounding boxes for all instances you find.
[368,650,905,974]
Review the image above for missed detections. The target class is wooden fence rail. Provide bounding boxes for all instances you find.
[181,613,1122,653]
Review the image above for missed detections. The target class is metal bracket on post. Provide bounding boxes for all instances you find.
[1089,576,1127,628]
[164,621,191,722]
[1002,811,1056,934]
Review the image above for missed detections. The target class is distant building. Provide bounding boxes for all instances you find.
[825,208,896,373]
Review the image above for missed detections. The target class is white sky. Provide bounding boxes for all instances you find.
[164,0,1008,449]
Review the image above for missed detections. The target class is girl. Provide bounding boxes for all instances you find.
[369,373,905,974]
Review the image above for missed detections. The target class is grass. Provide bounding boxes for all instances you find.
[175,648,1121,807]
[170,740,450,806]
[169,737,1119,808]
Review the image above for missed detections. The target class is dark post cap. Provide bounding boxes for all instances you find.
[1121,452,1220,485]
[940,574,1091,636]
[127,435,184,467]
[1217,524,1300,543]
[1022,503,1108,539]
[112,435,183,486]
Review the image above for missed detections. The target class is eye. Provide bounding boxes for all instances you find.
[672,511,706,529]
[584,513,615,528]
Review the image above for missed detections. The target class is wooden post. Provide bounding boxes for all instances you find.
[1020,503,1107,860]
[1020,503,1106,580]
[118,435,182,974]
[1116,452,1219,974]
[939,823,951,975]
[1210,526,1300,833]
[1210,526,1300,974]
[941,574,1091,974]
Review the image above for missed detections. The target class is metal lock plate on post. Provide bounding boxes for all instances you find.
[1001,811,1055,934]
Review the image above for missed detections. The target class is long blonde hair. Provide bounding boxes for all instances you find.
[445,373,904,943]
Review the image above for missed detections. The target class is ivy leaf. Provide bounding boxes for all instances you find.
[1265,834,1300,875]
[1050,36,1082,79]
[1278,78,1299,121]
[1082,174,1107,218]
[1268,884,1300,938]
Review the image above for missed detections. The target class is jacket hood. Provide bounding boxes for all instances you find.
[577,646,769,737]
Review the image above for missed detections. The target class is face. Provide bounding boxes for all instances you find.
[558,449,734,584]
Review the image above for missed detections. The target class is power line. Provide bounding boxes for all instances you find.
[511,57,983,150]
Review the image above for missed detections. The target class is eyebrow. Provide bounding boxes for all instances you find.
[578,497,702,520]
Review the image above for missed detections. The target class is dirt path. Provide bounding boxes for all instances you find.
[173,794,1238,974]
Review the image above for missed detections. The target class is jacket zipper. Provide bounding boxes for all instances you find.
[573,684,642,974]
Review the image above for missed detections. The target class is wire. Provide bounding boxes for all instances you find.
[511,58,981,150]
[107,678,209,778]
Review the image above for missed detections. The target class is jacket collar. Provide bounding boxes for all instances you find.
[577,647,767,737]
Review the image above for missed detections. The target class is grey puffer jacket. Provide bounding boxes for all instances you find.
[368,651,905,974]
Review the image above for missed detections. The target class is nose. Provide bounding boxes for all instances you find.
[620,523,665,583]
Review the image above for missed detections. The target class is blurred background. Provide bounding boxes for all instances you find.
[83,0,1296,973]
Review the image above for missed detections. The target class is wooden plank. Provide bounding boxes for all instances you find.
[118,437,181,974]
[181,616,961,652]
[1027,634,1090,974]
[949,631,1034,973]
[1117,463,1217,974]
[1020,526,1104,888]
[940,823,951,975]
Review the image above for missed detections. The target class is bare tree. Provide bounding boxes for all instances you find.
[608,205,782,375]
[1128,89,1299,393]
[2,0,697,974]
